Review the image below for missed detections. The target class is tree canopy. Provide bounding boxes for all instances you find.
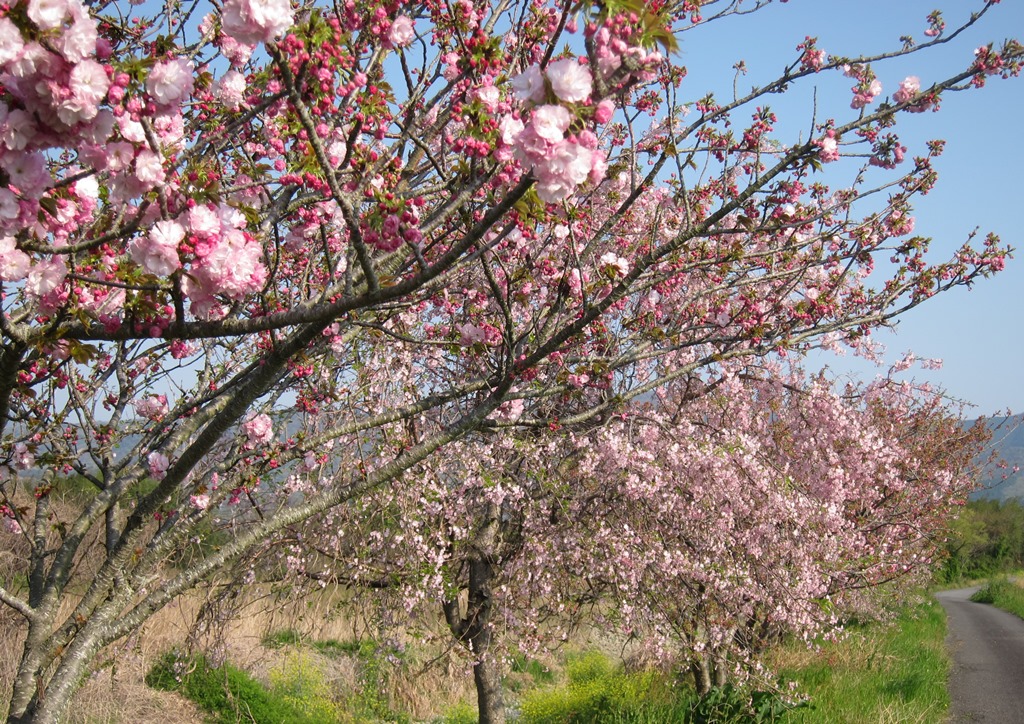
[0,0,1018,720]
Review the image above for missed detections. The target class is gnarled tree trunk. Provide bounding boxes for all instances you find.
[443,503,506,724]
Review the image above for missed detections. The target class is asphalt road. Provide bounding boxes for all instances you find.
[935,586,1024,722]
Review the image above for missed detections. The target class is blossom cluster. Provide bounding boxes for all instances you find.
[844,63,883,109]
[507,59,608,202]
[0,0,111,282]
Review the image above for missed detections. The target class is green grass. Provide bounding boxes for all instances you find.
[509,653,556,688]
[970,577,1024,618]
[156,603,951,724]
[258,630,408,723]
[773,600,950,723]
[518,651,690,723]
[263,628,364,657]
[518,650,798,723]
[146,651,326,723]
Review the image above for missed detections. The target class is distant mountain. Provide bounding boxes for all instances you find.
[969,414,1024,502]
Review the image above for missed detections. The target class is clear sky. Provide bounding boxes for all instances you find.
[678,0,1023,415]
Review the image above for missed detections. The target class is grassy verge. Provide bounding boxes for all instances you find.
[146,651,327,724]
[772,600,950,723]
[969,577,1024,618]
[515,649,807,723]
[144,601,950,723]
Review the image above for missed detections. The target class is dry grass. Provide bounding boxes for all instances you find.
[0,580,485,723]
[0,605,203,724]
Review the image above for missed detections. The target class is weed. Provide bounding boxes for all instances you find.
[436,702,478,724]
[263,628,304,648]
[510,653,555,686]
[146,651,324,723]
[268,650,341,722]
[774,601,950,723]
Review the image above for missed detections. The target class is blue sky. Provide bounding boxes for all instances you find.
[677,0,1023,414]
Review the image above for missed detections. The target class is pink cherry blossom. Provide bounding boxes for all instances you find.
[0,236,30,281]
[387,15,415,48]
[0,2,1016,717]
[241,413,274,448]
[134,150,166,189]
[4,151,51,196]
[217,33,255,68]
[25,257,68,298]
[511,65,545,103]
[594,99,615,124]
[491,398,524,422]
[534,141,592,203]
[187,204,223,239]
[134,395,169,420]
[817,130,840,162]
[599,252,630,277]
[458,322,487,345]
[187,228,267,299]
[27,0,71,31]
[57,9,99,62]
[61,60,110,125]
[221,0,295,46]
[213,70,247,109]
[546,58,593,103]
[0,108,38,152]
[146,58,194,106]
[147,451,170,478]
[529,105,572,143]
[0,18,26,64]
[893,76,921,104]
[498,115,524,146]
[130,220,183,276]
[473,84,500,111]
[13,443,34,470]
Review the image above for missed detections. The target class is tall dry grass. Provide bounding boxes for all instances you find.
[1,575,485,722]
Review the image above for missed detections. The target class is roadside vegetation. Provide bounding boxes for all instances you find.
[940,498,1024,583]
[13,493,1024,722]
[970,578,1024,620]
[773,601,950,724]
[111,490,1009,724]
[114,595,948,724]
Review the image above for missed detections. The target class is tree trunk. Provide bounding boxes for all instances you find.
[442,503,506,724]
[7,621,105,724]
[713,653,729,688]
[467,556,505,724]
[691,656,712,695]
[7,618,52,723]
[690,649,730,696]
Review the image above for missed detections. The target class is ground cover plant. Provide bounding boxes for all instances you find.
[940,499,1024,583]
[0,0,1018,721]
[969,577,1024,619]
[773,600,951,724]
[146,651,329,724]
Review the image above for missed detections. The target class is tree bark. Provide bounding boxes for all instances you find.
[7,617,51,723]
[691,656,712,695]
[442,503,506,724]
[7,617,105,724]
[467,556,505,724]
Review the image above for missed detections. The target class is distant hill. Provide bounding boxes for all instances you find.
[969,414,1024,502]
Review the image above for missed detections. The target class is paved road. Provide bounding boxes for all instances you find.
[935,586,1024,722]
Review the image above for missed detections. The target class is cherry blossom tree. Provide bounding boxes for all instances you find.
[283,363,989,722]
[564,366,990,696]
[0,0,1018,720]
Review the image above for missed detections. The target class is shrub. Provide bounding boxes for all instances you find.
[146,651,324,723]
[268,650,341,722]
[519,650,799,724]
